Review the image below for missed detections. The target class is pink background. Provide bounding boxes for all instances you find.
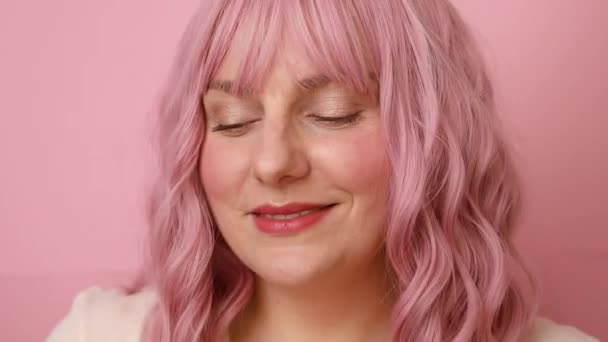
[0,1,606,341]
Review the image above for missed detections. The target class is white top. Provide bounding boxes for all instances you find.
[46,286,600,342]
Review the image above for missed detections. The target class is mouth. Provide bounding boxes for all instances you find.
[252,203,337,220]
[251,203,338,235]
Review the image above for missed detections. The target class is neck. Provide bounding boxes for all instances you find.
[229,251,396,342]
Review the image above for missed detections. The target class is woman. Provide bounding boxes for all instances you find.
[47,0,598,341]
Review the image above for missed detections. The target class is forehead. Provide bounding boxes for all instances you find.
[211,37,321,98]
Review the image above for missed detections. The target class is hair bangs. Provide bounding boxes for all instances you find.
[285,0,380,101]
[204,1,380,101]
[202,0,284,98]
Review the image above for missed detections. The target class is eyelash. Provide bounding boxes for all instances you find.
[211,111,363,134]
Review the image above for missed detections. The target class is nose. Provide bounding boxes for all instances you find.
[252,118,310,186]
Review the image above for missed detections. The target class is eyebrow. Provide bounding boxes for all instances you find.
[295,74,332,91]
[207,79,245,97]
[207,74,333,98]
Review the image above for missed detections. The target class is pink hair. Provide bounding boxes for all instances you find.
[125,0,539,341]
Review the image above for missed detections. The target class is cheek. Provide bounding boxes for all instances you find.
[311,128,389,256]
[199,138,249,204]
[313,130,389,198]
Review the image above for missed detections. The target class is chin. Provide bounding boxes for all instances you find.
[247,249,334,287]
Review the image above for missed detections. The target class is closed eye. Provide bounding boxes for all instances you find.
[309,111,363,127]
[210,111,363,136]
[211,119,258,133]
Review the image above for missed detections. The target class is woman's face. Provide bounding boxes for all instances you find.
[199,40,390,287]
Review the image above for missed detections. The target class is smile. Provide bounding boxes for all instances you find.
[252,204,337,235]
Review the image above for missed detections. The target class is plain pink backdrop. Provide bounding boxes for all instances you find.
[0,1,606,341]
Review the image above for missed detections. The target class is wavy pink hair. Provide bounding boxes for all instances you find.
[124,0,539,341]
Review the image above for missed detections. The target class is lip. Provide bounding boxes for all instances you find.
[251,202,335,215]
[251,203,337,235]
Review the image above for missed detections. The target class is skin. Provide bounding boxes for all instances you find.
[199,38,395,342]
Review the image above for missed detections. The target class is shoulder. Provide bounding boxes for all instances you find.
[527,316,599,342]
[46,286,158,342]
